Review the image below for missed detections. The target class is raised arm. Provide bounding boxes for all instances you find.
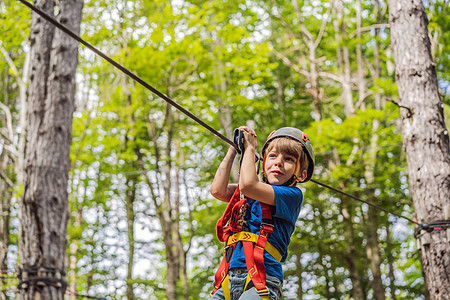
[210,146,238,202]
[238,127,276,206]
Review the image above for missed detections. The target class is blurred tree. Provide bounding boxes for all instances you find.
[18,0,83,299]
[0,3,30,297]
[2,0,447,299]
[387,0,450,299]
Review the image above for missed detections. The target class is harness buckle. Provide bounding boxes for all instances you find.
[260,221,274,228]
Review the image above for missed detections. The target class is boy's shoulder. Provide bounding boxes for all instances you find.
[272,185,303,198]
[271,184,302,191]
[272,185,303,222]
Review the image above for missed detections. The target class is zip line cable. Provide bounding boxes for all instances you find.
[17,0,447,231]
[17,0,237,152]
[310,179,419,224]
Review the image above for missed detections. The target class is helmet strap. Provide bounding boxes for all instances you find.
[261,155,268,183]
[283,176,298,187]
[285,157,301,186]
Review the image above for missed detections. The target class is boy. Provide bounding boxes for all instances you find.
[209,126,315,300]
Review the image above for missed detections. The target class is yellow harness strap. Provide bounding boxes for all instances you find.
[222,275,231,300]
[243,273,252,291]
[259,292,270,300]
[217,232,281,299]
[225,231,282,262]
[216,232,281,299]
[221,273,270,300]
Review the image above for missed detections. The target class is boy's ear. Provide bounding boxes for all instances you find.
[297,170,307,182]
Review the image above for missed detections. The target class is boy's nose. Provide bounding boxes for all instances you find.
[274,156,283,165]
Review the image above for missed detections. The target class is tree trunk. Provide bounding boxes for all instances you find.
[295,254,303,300]
[123,67,137,300]
[365,203,386,300]
[141,101,185,300]
[68,206,82,300]
[1,28,30,300]
[275,73,288,125]
[356,0,366,110]
[174,157,189,300]
[320,254,332,300]
[18,0,83,299]
[213,41,239,182]
[0,168,11,300]
[387,1,450,299]
[341,199,366,300]
[125,177,136,300]
[0,72,12,300]
[340,19,355,117]
[385,225,397,300]
[373,0,383,111]
[307,41,323,121]
[162,104,179,300]
[364,103,386,300]
[334,1,355,117]
[291,0,323,121]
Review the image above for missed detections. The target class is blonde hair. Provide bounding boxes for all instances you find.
[265,137,309,177]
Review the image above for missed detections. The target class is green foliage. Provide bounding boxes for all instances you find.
[0,1,30,292]
[4,0,448,299]
[67,0,432,297]
[426,0,450,105]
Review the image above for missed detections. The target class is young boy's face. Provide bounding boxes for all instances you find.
[264,146,298,186]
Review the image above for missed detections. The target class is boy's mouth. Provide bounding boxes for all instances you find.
[271,170,283,175]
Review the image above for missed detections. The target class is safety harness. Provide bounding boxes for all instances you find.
[210,186,282,300]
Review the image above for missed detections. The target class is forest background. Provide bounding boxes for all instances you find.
[0,0,449,299]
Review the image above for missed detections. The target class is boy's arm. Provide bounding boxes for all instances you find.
[210,147,238,202]
[238,127,276,206]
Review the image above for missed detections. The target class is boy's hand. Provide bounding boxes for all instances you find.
[238,126,257,150]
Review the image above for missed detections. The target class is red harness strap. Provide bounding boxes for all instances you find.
[211,186,274,297]
[212,187,243,295]
[216,186,246,243]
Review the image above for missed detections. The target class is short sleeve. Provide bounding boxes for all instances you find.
[272,185,303,224]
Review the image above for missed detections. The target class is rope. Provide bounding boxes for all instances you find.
[17,0,238,152]
[310,179,419,224]
[0,286,108,299]
[17,266,66,290]
[311,180,450,230]
[1,270,108,299]
[17,0,447,232]
[66,289,109,300]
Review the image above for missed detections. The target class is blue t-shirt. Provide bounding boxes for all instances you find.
[229,185,303,281]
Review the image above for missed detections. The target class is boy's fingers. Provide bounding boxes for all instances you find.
[238,126,257,137]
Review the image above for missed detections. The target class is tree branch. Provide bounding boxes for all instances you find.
[269,0,303,41]
[136,150,161,211]
[0,41,26,88]
[314,0,337,49]
[0,171,14,188]
[349,23,390,39]
[291,0,314,42]
[386,97,413,117]
[318,71,345,85]
[273,49,311,78]
[0,101,14,141]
